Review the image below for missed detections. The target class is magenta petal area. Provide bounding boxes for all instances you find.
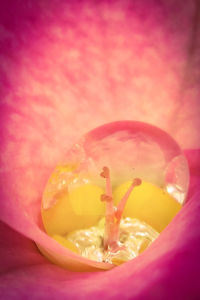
[1,0,200,298]
[0,150,199,300]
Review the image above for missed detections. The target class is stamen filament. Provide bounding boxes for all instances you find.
[100,167,142,254]
[114,178,142,241]
[100,167,115,249]
[115,178,142,222]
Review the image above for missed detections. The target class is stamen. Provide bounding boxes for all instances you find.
[114,178,142,241]
[115,178,142,221]
[101,194,113,202]
[100,166,115,249]
[100,167,142,254]
[100,166,112,196]
[113,178,142,242]
[100,166,110,179]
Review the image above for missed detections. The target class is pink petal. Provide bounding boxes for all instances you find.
[0,0,200,299]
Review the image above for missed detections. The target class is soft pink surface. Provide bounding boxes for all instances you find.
[0,0,200,299]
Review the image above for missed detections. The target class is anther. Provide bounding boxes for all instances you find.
[101,194,113,202]
[100,166,110,179]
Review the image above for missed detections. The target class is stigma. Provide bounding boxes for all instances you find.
[100,166,142,253]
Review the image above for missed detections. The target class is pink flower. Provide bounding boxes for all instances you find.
[0,0,200,299]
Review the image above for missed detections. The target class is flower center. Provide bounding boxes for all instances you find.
[100,166,142,252]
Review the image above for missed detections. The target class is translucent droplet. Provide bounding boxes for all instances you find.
[41,121,190,269]
[43,121,189,211]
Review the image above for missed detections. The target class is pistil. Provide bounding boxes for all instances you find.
[100,167,142,252]
[114,178,142,242]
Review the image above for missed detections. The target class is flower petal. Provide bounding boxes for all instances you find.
[0,0,200,298]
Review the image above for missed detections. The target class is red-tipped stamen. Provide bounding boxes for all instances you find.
[100,167,142,254]
[100,167,115,249]
[101,194,112,202]
[100,166,112,197]
[113,178,142,241]
[115,178,142,221]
